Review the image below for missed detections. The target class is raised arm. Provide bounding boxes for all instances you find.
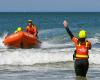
[63,20,74,39]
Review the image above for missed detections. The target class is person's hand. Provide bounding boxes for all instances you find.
[63,20,68,28]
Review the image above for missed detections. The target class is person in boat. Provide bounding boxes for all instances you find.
[15,27,22,33]
[26,20,38,38]
[63,20,92,77]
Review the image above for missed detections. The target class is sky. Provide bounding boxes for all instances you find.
[0,0,100,12]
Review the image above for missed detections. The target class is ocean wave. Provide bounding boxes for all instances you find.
[0,31,100,66]
[41,41,73,49]
[0,47,99,65]
[38,28,66,41]
[88,37,100,44]
[0,49,67,65]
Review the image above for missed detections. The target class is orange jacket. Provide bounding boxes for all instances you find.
[72,37,91,59]
[26,25,38,36]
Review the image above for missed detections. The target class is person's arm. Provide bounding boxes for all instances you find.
[26,26,29,32]
[33,26,38,37]
[63,20,74,39]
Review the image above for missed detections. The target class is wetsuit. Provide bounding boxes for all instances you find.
[65,27,91,77]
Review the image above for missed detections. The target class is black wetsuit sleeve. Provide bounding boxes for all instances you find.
[65,27,74,39]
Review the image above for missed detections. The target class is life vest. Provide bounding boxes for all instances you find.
[72,37,91,59]
[26,25,37,34]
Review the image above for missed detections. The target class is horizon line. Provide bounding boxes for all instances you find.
[0,11,100,13]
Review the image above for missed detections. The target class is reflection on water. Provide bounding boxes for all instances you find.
[75,76,87,80]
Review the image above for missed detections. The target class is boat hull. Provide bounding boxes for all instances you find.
[3,31,41,48]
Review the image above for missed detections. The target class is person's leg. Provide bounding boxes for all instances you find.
[74,60,89,77]
[81,60,89,77]
[74,60,82,76]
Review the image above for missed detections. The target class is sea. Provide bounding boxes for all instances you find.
[0,12,100,80]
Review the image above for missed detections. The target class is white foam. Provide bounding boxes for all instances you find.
[88,37,99,44]
[0,49,68,65]
[0,47,99,65]
[0,31,99,65]
[89,48,100,64]
[41,41,73,48]
[95,33,100,37]
[0,33,8,48]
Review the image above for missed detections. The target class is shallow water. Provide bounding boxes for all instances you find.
[0,63,99,80]
[0,12,100,80]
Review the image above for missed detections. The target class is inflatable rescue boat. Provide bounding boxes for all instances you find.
[3,31,41,48]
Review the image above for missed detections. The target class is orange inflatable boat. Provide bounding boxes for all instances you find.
[3,31,41,48]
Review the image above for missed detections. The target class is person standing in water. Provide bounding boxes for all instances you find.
[63,20,92,77]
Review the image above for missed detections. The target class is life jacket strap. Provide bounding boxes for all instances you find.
[78,40,88,47]
[75,54,89,58]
